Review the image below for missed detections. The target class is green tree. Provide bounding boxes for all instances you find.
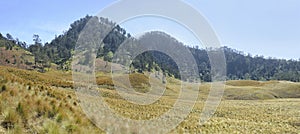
[33,34,41,45]
[6,33,13,40]
[104,51,114,62]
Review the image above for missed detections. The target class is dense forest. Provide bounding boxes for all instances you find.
[0,15,300,82]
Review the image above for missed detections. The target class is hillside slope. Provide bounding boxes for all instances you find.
[0,65,101,133]
[0,65,299,133]
[1,15,300,82]
[0,34,35,70]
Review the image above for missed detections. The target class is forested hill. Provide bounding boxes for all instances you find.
[0,15,300,82]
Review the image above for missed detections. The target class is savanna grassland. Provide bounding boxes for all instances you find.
[0,65,299,133]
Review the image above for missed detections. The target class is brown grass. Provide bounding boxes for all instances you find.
[96,76,114,86]
[0,65,299,133]
[0,66,102,133]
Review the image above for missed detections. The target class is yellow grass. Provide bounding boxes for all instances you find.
[0,65,299,133]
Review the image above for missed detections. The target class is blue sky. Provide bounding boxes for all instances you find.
[0,0,299,59]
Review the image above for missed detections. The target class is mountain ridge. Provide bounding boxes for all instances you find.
[1,15,300,82]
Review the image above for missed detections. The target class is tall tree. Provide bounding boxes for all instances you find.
[33,34,42,45]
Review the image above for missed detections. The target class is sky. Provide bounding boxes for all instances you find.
[0,0,299,60]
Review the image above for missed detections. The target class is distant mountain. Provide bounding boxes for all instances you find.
[1,15,300,82]
[133,31,300,82]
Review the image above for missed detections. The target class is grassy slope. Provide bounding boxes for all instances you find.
[0,46,35,70]
[0,65,299,133]
[0,66,101,133]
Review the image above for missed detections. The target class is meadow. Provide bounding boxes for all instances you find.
[0,65,299,133]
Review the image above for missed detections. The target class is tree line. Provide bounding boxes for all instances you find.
[1,15,300,82]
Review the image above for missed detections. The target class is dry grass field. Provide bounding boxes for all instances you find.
[0,65,299,133]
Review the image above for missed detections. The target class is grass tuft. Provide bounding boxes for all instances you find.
[16,101,29,119]
[2,109,20,129]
